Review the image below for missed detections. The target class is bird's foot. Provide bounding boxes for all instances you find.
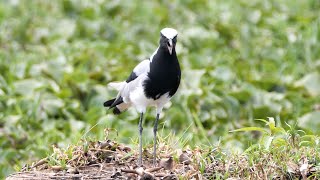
[137,159,143,167]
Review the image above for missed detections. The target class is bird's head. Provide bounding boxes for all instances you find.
[159,28,178,55]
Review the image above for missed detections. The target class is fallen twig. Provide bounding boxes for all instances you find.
[32,158,48,168]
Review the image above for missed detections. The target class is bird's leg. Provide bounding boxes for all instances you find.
[153,113,160,166]
[138,112,144,166]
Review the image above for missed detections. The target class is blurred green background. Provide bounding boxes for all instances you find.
[0,0,320,178]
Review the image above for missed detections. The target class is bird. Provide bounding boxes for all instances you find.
[103,27,181,166]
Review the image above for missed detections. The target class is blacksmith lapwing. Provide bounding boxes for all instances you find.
[103,28,181,166]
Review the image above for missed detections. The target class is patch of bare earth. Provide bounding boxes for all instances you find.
[6,133,320,179]
[7,137,202,180]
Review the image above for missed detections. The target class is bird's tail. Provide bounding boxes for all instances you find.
[103,98,123,115]
[104,81,127,115]
[103,98,116,107]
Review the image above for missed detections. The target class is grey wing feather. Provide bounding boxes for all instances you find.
[126,59,150,83]
[120,74,148,103]
[107,59,150,111]
[117,60,150,103]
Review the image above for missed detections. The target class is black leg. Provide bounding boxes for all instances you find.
[153,113,160,166]
[138,112,144,166]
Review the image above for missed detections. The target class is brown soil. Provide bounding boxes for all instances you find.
[6,138,202,180]
[6,133,319,179]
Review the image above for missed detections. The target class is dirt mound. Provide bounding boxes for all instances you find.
[7,131,320,179]
[7,137,203,180]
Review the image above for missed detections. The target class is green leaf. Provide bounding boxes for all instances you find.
[230,127,268,134]
[13,79,44,96]
[261,135,274,150]
[294,72,320,97]
[180,69,205,96]
[272,137,288,148]
[255,118,269,124]
[298,112,320,133]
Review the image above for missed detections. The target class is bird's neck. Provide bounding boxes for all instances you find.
[149,47,180,75]
[153,47,177,62]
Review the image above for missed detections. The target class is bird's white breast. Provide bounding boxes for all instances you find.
[129,80,171,114]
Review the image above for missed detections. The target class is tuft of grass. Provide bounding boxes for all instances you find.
[13,118,319,179]
[200,117,320,179]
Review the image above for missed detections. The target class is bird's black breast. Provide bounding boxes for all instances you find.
[143,49,181,100]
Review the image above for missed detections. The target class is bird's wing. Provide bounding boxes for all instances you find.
[120,73,148,103]
[108,59,150,90]
[126,59,150,83]
[108,59,150,105]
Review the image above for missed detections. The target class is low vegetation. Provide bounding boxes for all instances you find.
[7,118,320,179]
[1,0,320,179]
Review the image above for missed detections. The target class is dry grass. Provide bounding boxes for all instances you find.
[202,147,320,179]
[7,142,320,179]
[7,122,320,180]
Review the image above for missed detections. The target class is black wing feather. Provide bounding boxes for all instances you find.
[126,72,138,83]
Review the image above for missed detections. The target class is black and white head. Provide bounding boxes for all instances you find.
[160,28,178,55]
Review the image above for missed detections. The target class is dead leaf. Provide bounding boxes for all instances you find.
[179,151,191,165]
[160,156,174,170]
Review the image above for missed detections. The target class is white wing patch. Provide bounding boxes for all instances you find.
[121,74,148,103]
[133,59,150,75]
[108,58,150,105]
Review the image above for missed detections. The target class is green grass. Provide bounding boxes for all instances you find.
[203,118,320,179]
[17,118,320,179]
[1,0,320,178]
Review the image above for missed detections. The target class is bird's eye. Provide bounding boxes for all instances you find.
[167,41,171,46]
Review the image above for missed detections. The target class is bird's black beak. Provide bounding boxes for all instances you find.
[167,39,173,55]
